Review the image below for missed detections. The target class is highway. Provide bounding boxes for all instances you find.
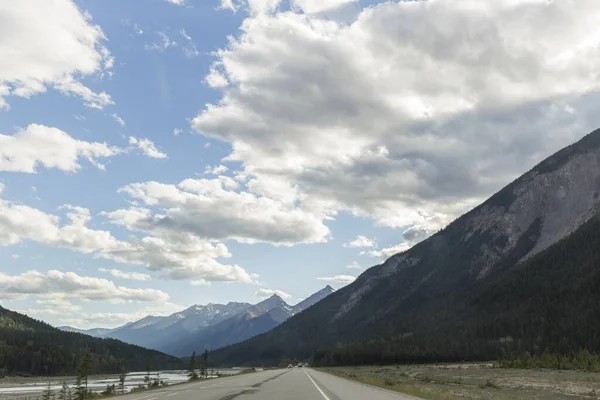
[121,368,421,400]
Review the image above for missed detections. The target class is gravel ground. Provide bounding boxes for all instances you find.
[320,364,600,399]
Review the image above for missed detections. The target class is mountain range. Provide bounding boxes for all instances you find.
[208,127,600,366]
[58,285,335,356]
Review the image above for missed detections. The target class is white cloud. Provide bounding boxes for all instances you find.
[364,244,410,260]
[192,0,600,255]
[180,29,199,57]
[222,0,352,14]
[317,275,356,285]
[0,124,122,173]
[145,30,198,57]
[173,128,183,136]
[190,279,211,286]
[256,288,291,299]
[292,0,355,13]
[11,254,20,259]
[205,68,229,88]
[165,0,185,5]
[346,261,362,270]
[110,177,331,245]
[145,32,177,51]
[219,0,238,12]
[0,190,258,284]
[0,270,168,302]
[0,0,114,109]
[54,76,114,109]
[98,268,151,281]
[204,164,229,175]
[344,235,375,248]
[111,113,125,127]
[180,29,192,41]
[128,137,168,159]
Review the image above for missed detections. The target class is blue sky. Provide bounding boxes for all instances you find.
[2,0,600,328]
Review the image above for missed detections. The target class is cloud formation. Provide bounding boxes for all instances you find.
[317,275,356,285]
[344,235,375,248]
[0,270,168,302]
[0,187,258,284]
[98,268,152,281]
[128,137,168,159]
[0,124,121,173]
[0,0,114,109]
[194,0,600,253]
[110,177,331,245]
[256,288,292,299]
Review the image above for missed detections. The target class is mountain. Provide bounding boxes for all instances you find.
[157,287,336,356]
[106,302,251,349]
[57,326,115,337]
[210,127,600,366]
[0,305,184,376]
[292,285,335,313]
[88,286,334,356]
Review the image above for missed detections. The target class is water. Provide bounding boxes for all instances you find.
[0,369,242,399]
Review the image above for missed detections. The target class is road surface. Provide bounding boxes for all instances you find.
[120,368,420,400]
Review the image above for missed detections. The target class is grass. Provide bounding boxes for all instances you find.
[318,363,600,400]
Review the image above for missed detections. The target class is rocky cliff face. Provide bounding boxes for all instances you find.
[336,129,600,318]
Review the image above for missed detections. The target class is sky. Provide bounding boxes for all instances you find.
[1,0,600,329]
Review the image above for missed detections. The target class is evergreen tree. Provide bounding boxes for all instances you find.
[144,357,154,388]
[118,366,127,394]
[75,375,85,400]
[77,350,94,396]
[187,352,198,381]
[42,381,54,400]
[201,349,209,378]
[57,382,68,400]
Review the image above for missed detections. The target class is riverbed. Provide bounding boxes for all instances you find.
[0,369,242,399]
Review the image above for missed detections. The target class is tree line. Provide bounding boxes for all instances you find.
[0,306,183,376]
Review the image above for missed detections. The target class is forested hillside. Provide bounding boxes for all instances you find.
[210,128,600,367]
[0,306,184,376]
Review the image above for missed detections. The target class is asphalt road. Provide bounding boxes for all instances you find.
[121,368,421,400]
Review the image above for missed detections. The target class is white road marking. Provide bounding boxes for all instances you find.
[304,370,331,400]
[146,397,157,400]
[166,393,178,397]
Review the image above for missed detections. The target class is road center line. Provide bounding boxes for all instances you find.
[304,370,331,400]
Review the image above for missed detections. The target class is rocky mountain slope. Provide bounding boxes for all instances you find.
[210,128,600,366]
[105,302,251,350]
[0,306,183,376]
[57,326,115,336]
[160,286,335,356]
[58,286,335,356]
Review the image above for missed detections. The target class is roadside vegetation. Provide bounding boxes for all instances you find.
[321,363,600,399]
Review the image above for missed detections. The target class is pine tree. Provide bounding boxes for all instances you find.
[75,375,85,400]
[187,352,198,381]
[77,350,94,397]
[118,366,127,394]
[42,381,54,400]
[57,382,68,400]
[144,358,152,389]
[201,349,209,378]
